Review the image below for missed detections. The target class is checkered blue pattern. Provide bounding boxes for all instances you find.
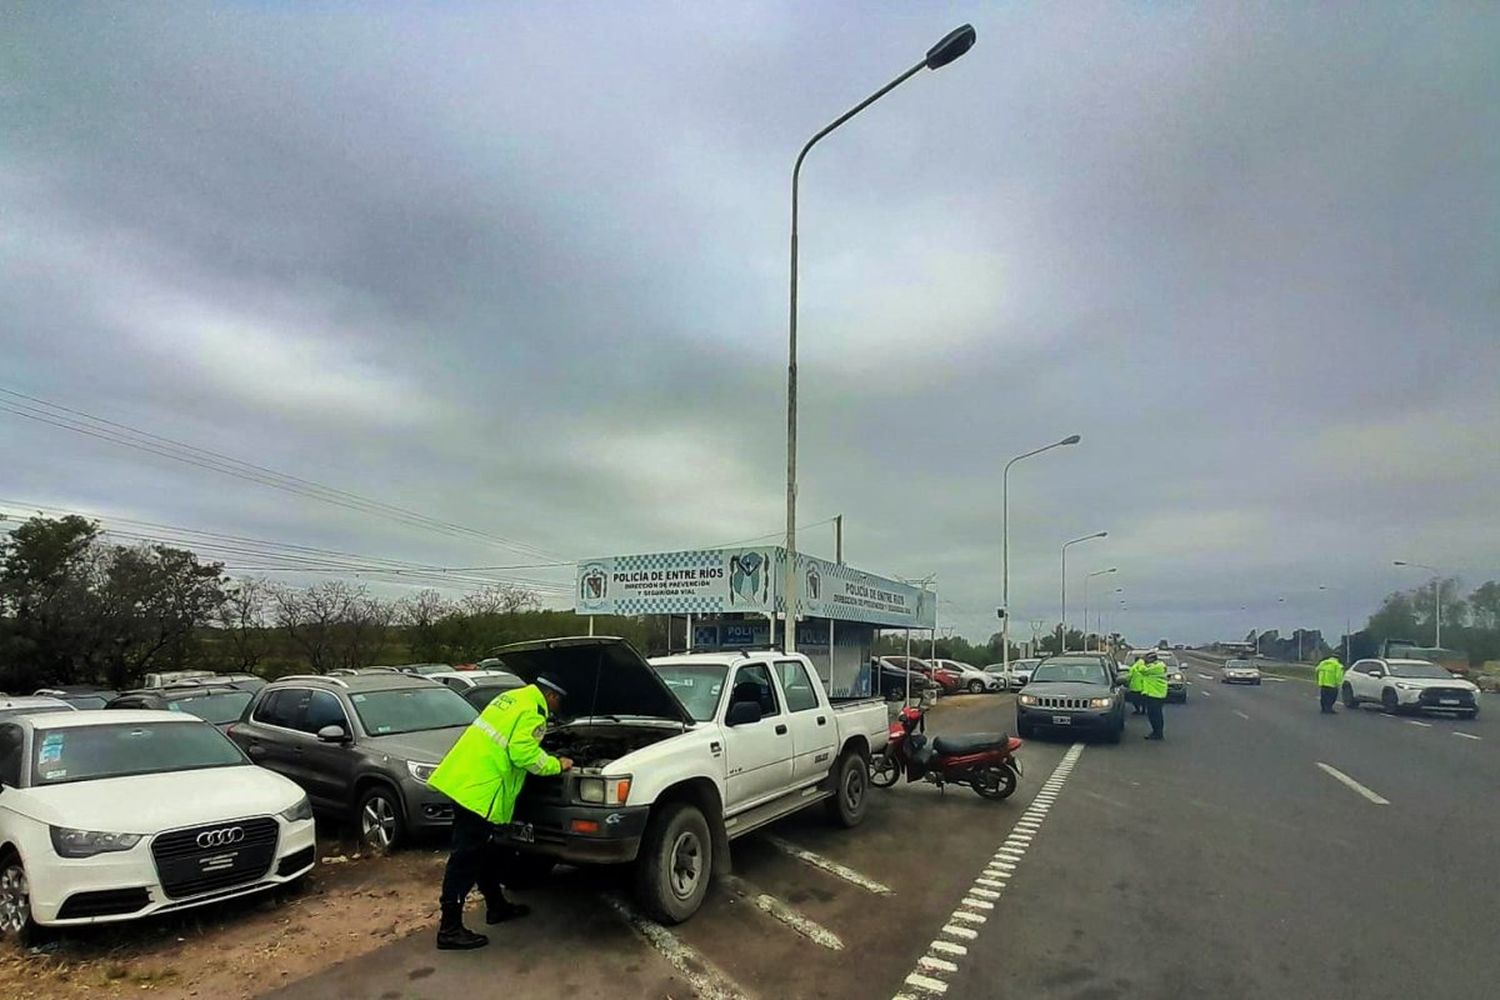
[614,550,714,573]
[613,595,726,615]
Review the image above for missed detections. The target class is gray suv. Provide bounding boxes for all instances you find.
[228,674,477,850]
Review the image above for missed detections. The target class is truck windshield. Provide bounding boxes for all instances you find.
[651,664,727,721]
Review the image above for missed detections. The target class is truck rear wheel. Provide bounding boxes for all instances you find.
[634,802,712,924]
[824,751,869,828]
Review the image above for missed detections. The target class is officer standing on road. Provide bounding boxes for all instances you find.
[1127,653,1148,715]
[1315,654,1345,714]
[426,675,574,951]
[1138,652,1169,740]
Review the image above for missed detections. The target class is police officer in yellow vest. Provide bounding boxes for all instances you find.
[1136,652,1169,740]
[426,675,573,950]
[1315,655,1345,714]
[1127,655,1149,715]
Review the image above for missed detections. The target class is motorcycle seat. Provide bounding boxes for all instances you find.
[932,732,1010,755]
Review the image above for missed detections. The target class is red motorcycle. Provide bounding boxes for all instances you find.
[870,706,1022,800]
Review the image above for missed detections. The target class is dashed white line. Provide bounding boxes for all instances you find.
[603,895,748,1000]
[890,743,1085,1000]
[1316,762,1391,805]
[724,876,843,950]
[1233,710,1250,721]
[1198,673,1215,680]
[1454,732,1482,741]
[763,835,894,895]
[1406,720,1432,728]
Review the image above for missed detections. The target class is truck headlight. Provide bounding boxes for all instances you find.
[279,796,315,823]
[577,775,633,805]
[407,760,438,782]
[1088,698,1113,709]
[50,826,142,858]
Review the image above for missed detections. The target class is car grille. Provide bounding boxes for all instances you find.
[1417,687,1475,707]
[151,817,279,900]
[57,887,151,919]
[1029,695,1096,710]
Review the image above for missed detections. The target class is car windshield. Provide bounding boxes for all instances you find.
[1387,661,1453,679]
[168,690,253,725]
[1031,662,1108,684]
[30,721,247,786]
[1226,660,1252,669]
[651,664,728,722]
[350,687,477,736]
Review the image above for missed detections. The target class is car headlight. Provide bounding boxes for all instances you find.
[1393,682,1417,691]
[407,760,438,782]
[1171,674,1184,682]
[1018,694,1038,706]
[50,826,142,859]
[279,796,315,823]
[576,775,632,806]
[1088,697,1113,709]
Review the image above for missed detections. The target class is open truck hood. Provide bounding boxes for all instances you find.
[491,636,694,725]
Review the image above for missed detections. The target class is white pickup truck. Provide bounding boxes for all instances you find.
[489,636,889,923]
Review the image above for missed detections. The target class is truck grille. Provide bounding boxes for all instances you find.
[1031,695,1093,710]
[151,817,278,900]
[1418,688,1476,708]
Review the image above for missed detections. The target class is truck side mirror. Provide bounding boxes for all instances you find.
[726,702,763,727]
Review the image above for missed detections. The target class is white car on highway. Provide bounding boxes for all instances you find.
[1221,659,1262,685]
[1341,658,1480,718]
[0,710,316,940]
[931,659,1002,694]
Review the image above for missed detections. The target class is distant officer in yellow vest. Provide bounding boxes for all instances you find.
[427,675,573,950]
[1315,655,1345,715]
[1127,655,1148,715]
[1137,652,1169,740]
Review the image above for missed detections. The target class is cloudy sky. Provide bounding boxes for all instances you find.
[3,3,1496,646]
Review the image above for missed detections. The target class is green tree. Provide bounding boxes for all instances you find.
[97,544,228,688]
[0,514,107,689]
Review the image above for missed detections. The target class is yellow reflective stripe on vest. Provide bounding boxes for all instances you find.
[471,717,510,748]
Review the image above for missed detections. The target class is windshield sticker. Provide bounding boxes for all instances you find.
[38,743,63,764]
[41,768,66,779]
[351,694,367,703]
[375,725,391,734]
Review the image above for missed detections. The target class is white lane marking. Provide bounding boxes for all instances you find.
[1454,732,1482,741]
[763,835,894,895]
[1199,690,1212,698]
[890,744,1085,1000]
[1406,720,1432,728]
[1233,710,1251,721]
[724,876,843,951]
[604,895,748,1000]
[1316,763,1391,805]
[1198,673,1215,680]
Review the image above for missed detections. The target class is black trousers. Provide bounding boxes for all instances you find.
[439,806,504,912]
[1145,695,1164,736]
[1319,686,1338,713]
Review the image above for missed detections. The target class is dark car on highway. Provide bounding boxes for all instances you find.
[1016,655,1126,742]
[228,673,477,850]
[106,683,255,730]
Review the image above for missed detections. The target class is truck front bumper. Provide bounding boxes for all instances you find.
[494,803,651,864]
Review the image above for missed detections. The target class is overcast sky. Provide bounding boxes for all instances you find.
[3,3,1497,646]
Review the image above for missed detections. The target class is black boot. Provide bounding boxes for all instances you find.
[486,893,532,925]
[436,904,488,950]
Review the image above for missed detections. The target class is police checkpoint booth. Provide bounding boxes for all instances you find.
[575,546,937,699]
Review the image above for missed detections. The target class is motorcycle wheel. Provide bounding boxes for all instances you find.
[971,763,1018,801]
[870,751,901,789]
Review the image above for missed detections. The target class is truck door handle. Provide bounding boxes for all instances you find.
[816,716,827,726]
[775,724,788,736]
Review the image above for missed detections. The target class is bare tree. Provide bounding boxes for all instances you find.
[399,589,454,663]
[273,580,358,674]
[459,583,540,617]
[337,591,396,671]
[216,576,273,673]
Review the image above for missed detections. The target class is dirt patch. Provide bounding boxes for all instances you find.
[0,838,451,1000]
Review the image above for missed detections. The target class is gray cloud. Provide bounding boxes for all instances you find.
[2,3,1497,645]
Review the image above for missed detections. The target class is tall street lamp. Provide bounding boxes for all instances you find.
[1083,568,1117,652]
[1060,531,1108,651]
[783,24,977,652]
[1393,560,1443,647]
[1000,434,1082,672]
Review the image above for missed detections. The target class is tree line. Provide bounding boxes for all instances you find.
[0,515,666,693]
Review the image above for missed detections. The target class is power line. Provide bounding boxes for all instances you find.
[0,387,567,562]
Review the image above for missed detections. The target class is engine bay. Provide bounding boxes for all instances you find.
[541,722,682,772]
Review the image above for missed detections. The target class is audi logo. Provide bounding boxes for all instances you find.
[195,826,245,849]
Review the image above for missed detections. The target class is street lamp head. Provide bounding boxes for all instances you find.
[925,24,977,70]
[1059,434,1082,446]
[1106,567,1118,574]
[1093,531,1108,540]
[1393,560,1407,567]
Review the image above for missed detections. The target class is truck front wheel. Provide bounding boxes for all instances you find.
[634,802,712,924]
[825,751,870,828]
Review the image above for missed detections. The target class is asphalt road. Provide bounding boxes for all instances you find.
[265,667,1496,999]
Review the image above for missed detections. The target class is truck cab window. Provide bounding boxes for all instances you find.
[775,660,820,712]
[730,664,780,717]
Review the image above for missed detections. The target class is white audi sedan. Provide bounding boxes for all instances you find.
[0,710,315,940]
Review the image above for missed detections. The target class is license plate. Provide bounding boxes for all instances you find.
[1052,715,1072,725]
[510,822,535,843]
[1440,698,1459,706]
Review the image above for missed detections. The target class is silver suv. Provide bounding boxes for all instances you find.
[227,674,477,850]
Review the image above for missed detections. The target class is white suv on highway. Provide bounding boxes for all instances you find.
[1342,658,1480,718]
[0,710,316,941]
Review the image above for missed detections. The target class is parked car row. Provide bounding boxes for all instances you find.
[876,656,1003,699]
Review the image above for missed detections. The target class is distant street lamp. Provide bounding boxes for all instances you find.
[1001,434,1082,673]
[1082,568,1118,652]
[1393,560,1443,647]
[783,25,977,652]
[1060,532,1108,651]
